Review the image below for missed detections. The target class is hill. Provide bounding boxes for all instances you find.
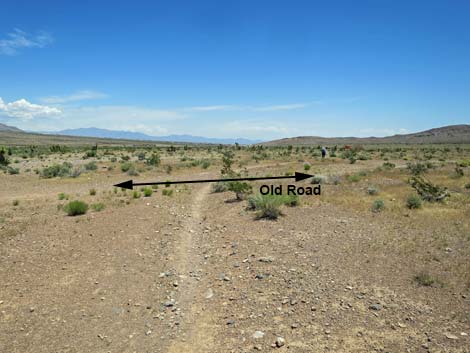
[0,123,23,132]
[262,125,470,145]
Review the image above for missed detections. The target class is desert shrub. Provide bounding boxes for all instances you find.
[58,192,68,200]
[212,182,228,193]
[146,153,160,166]
[349,156,357,164]
[70,167,82,178]
[311,175,327,184]
[367,186,379,195]
[151,184,159,190]
[247,194,283,219]
[165,165,173,174]
[357,153,370,160]
[409,176,449,202]
[247,193,299,219]
[7,166,19,174]
[41,162,74,178]
[12,199,19,206]
[132,191,141,199]
[164,180,171,187]
[454,165,464,178]
[162,189,173,197]
[382,162,395,169]
[348,174,361,182]
[64,200,88,216]
[137,152,146,161]
[91,202,105,211]
[407,162,427,175]
[371,199,385,213]
[329,174,341,185]
[84,161,98,171]
[406,194,422,209]
[89,188,96,196]
[415,272,435,286]
[201,160,211,169]
[303,163,311,171]
[227,181,252,200]
[465,183,470,189]
[143,187,153,197]
[457,159,470,167]
[120,162,133,172]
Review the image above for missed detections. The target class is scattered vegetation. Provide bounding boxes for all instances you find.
[64,200,88,216]
[91,202,105,211]
[406,194,422,209]
[371,199,385,213]
[162,188,173,197]
[143,187,153,197]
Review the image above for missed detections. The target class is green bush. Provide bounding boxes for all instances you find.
[201,160,211,169]
[7,166,19,174]
[247,194,283,219]
[146,153,160,166]
[247,194,299,220]
[348,174,361,182]
[143,187,153,197]
[212,182,228,193]
[84,161,97,171]
[371,199,385,213]
[227,181,252,200]
[407,162,427,175]
[415,272,435,286]
[162,189,173,197]
[132,191,141,199]
[303,163,311,171]
[311,175,327,184]
[406,194,422,209]
[64,200,88,216]
[58,192,68,200]
[41,162,73,178]
[120,162,133,172]
[91,202,105,212]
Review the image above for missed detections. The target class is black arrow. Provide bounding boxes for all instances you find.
[114,172,313,190]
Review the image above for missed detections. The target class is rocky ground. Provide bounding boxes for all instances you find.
[1,158,469,353]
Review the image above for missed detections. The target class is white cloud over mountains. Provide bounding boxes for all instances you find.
[0,97,61,120]
[0,29,53,55]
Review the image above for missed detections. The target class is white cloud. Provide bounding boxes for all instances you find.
[186,105,235,112]
[0,28,53,55]
[253,103,308,112]
[185,103,309,112]
[40,90,109,104]
[0,97,61,120]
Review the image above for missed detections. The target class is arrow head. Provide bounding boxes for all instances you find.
[114,180,134,190]
[295,172,313,182]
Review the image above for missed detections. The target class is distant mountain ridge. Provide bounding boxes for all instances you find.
[0,123,23,132]
[45,127,261,145]
[263,125,470,145]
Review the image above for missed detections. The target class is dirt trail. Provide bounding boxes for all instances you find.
[167,183,216,353]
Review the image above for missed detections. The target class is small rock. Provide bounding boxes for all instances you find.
[369,304,382,311]
[275,337,285,347]
[253,331,265,339]
[445,333,459,340]
[204,288,214,299]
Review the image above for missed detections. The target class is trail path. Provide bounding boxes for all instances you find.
[166,183,216,353]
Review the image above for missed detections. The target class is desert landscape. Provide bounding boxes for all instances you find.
[1,125,469,353]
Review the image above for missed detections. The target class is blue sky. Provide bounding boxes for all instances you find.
[0,0,469,140]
